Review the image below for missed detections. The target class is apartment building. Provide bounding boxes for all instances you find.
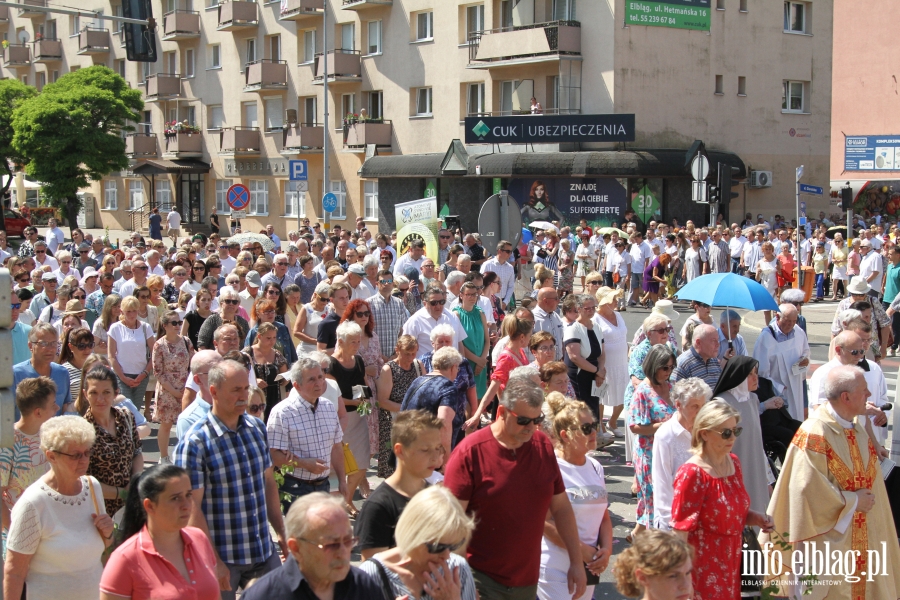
[0,0,830,236]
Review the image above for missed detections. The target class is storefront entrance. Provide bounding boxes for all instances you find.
[180,174,204,225]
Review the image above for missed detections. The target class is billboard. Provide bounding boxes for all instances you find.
[507,178,628,230]
[844,135,900,171]
[625,0,711,31]
[394,198,440,262]
[465,114,635,145]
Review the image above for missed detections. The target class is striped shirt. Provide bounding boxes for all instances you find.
[370,293,409,357]
[266,389,342,481]
[672,347,721,389]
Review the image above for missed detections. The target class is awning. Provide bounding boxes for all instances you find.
[131,159,211,175]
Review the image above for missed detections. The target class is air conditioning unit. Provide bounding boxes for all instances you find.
[749,171,773,188]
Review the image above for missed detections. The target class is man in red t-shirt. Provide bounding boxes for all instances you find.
[444,380,586,600]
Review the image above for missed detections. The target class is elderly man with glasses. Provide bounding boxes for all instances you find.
[401,287,468,359]
[13,322,71,416]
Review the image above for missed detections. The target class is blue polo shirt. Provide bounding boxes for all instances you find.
[11,322,31,366]
[13,360,71,418]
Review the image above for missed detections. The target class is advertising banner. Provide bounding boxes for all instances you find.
[625,0,711,31]
[465,114,635,145]
[507,178,628,230]
[844,135,900,171]
[395,198,440,262]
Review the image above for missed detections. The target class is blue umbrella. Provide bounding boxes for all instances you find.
[521,228,533,244]
[674,273,779,312]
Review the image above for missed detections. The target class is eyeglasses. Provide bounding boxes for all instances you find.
[648,327,670,335]
[31,340,55,349]
[842,348,865,356]
[439,235,451,240]
[506,408,545,427]
[35,249,46,254]
[260,310,276,316]
[138,295,150,300]
[248,403,264,414]
[425,539,466,554]
[167,320,183,327]
[355,310,370,318]
[275,262,289,266]
[378,279,394,285]
[122,271,133,276]
[53,448,93,460]
[428,300,446,307]
[61,260,71,264]
[299,535,358,553]
[709,426,743,440]
[536,345,555,353]
[223,299,240,305]
[659,364,675,372]
[266,289,282,295]
[16,278,31,283]
[578,421,601,436]
[10,303,21,309]
[74,342,95,350]
[135,265,149,270]
[399,287,409,293]
[72,294,86,300]
[587,281,601,286]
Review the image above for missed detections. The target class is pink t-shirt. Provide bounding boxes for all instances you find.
[99,525,219,600]
[490,348,528,390]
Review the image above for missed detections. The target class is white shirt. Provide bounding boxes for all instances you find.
[629,241,653,272]
[401,307,468,358]
[350,280,374,301]
[147,263,165,278]
[607,250,632,276]
[860,251,883,288]
[166,211,181,229]
[118,278,148,299]
[482,256,516,304]
[651,416,693,530]
[239,289,259,315]
[393,253,424,278]
[53,268,80,286]
[46,227,64,254]
[219,255,237,275]
[729,235,747,259]
[108,320,154,374]
[269,233,282,251]
[36,255,59,271]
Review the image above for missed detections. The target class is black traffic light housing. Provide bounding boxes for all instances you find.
[841,185,853,211]
[123,0,157,62]
[718,163,741,209]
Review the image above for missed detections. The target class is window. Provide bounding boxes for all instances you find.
[70,15,80,37]
[364,181,378,220]
[552,0,576,20]
[329,181,346,220]
[783,2,807,33]
[269,35,281,61]
[249,180,268,215]
[215,179,232,213]
[129,180,144,210]
[415,87,432,116]
[142,110,152,134]
[165,51,177,74]
[740,0,747,10]
[265,97,284,131]
[156,180,172,211]
[104,180,118,210]
[715,74,723,95]
[366,20,382,54]
[116,59,126,78]
[738,76,746,96]
[285,181,305,217]
[142,61,151,82]
[52,70,59,82]
[185,106,196,126]
[184,49,195,77]
[342,93,356,125]
[46,19,57,39]
[467,82,485,116]
[245,38,256,69]
[466,4,484,39]
[303,97,317,125]
[208,0,219,6]
[716,0,724,9]
[19,75,27,86]
[244,101,258,128]
[209,44,221,68]
[302,30,316,63]
[782,80,808,113]
[112,5,124,33]
[36,72,45,91]
[340,23,355,50]
[500,0,513,28]
[416,11,433,41]
[367,91,383,119]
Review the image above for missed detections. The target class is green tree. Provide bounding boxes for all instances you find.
[0,79,38,231]
[12,65,143,233]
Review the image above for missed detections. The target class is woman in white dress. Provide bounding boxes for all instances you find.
[593,287,628,439]
[682,236,707,283]
[755,241,778,324]
[575,234,596,291]
[829,233,849,301]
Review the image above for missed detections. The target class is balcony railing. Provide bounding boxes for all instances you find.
[164,131,203,157]
[341,0,391,11]
[278,0,323,21]
[144,73,182,100]
[343,119,392,149]
[282,124,324,154]
[17,0,46,18]
[219,127,261,155]
[32,38,61,62]
[467,108,582,117]
[3,44,30,67]
[162,10,201,40]
[0,5,10,22]
[468,21,581,66]
[313,49,361,84]
[78,27,111,55]
[125,133,158,158]
[218,0,258,31]
[244,59,288,92]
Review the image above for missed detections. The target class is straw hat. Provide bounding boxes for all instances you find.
[651,299,680,321]
[62,299,86,317]
[595,286,623,306]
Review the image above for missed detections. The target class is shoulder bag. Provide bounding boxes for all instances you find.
[365,558,397,600]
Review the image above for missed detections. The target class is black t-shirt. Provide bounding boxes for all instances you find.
[184,310,209,350]
[355,482,425,551]
[316,311,341,349]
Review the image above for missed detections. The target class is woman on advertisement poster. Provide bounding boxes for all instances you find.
[520,180,565,226]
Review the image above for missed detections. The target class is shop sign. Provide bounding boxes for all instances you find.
[464,114,635,144]
[625,0,711,31]
[633,185,659,222]
[507,178,628,229]
[224,159,289,176]
[844,135,900,171]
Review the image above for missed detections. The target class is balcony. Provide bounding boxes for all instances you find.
[0,6,10,24]
[313,49,361,85]
[467,21,581,69]
[281,124,324,154]
[77,27,111,55]
[279,0,323,22]
[164,131,203,158]
[219,127,261,155]
[217,1,258,31]
[144,73,182,101]
[3,44,30,68]
[32,38,61,63]
[341,0,391,11]
[17,0,46,18]
[125,133,158,158]
[244,59,288,93]
[343,119,391,151]
[162,10,201,41]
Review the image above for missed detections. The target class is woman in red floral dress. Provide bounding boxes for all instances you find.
[672,399,774,600]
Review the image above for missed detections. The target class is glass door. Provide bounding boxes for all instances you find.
[180,174,204,224]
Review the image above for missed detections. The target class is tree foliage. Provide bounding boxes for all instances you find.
[12,65,143,228]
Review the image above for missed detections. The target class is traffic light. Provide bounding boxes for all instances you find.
[841,186,853,211]
[718,163,741,209]
[708,183,720,204]
[123,0,157,62]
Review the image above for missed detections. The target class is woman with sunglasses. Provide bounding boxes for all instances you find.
[245,386,266,421]
[134,285,159,332]
[60,327,95,409]
[359,485,477,600]
[671,399,774,600]
[247,297,298,365]
[627,344,677,542]
[341,299,384,462]
[180,261,206,297]
[197,288,250,351]
[539,392,612,600]
[262,282,287,325]
[242,322,289,422]
[152,311,194,464]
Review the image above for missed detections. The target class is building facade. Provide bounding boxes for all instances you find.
[0,0,830,236]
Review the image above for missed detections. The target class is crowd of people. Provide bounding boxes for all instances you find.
[0,210,898,599]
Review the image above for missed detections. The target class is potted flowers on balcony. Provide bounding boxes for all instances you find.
[342,109,384,142]
[164,120,201,139]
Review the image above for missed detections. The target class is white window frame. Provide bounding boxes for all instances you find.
[215,179,233,214]
[782,80,808,113]
[341,23,355,51]
[265,97,284,132]
[104,180,118,210]
[783,1,807,34]
[156,179,172,212]
[366,20,382,55]
[302,29,316,64]
[249,179,268,216]
[466,4,485,40]
[467,82,485,116]
[285,181,305,217]
[304,96,317,125]
[129,179,144,210]
[367,91,383,120]
[415,87,433,116]
[209,44,221,69]
[36,72,45,91]
[416,11,434,41]
[184,48,194,78]
[364,180,378,221]
[245,38,256,70]
[208,105,225,131]
[329,180,346,220]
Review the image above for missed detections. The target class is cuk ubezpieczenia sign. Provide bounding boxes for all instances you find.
[464,114,635,145]
[625,0,711,31]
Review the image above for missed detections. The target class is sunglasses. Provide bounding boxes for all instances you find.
[10,303,21,309]
[659,364,675,372]
[578,421,601,436]
[74,342,95,350]
[588,281,601,286]
[135,265,149,270]
[710,426,743,440]
[843,348,865,356]
[275,262,289,266]
[16,278,30,283]
[425,539,466,554]
[378,279,393,285]
[72,294,86,300]
[167,320,184,327]
[222,299,240,305]
[355,311,370,318]
[428,300,446,307]
[248,403,265,414]
[399,287,409,293]
[35,250,46,254]
[266,289,282,295]
[506,408,544,426]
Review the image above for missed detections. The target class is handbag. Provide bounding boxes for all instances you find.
[343,442,359,475]
[741,526,764,596]
[612,271,620,284]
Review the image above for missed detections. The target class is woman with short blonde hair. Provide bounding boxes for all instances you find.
[107,295,155,406]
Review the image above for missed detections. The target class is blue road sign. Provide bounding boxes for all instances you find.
[289,160,308,181]
[322,192,338,213]
[799,217,807,226]
[226,184,250,211]
[799,184,823,195]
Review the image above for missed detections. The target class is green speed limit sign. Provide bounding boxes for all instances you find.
[633,185,659,221]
